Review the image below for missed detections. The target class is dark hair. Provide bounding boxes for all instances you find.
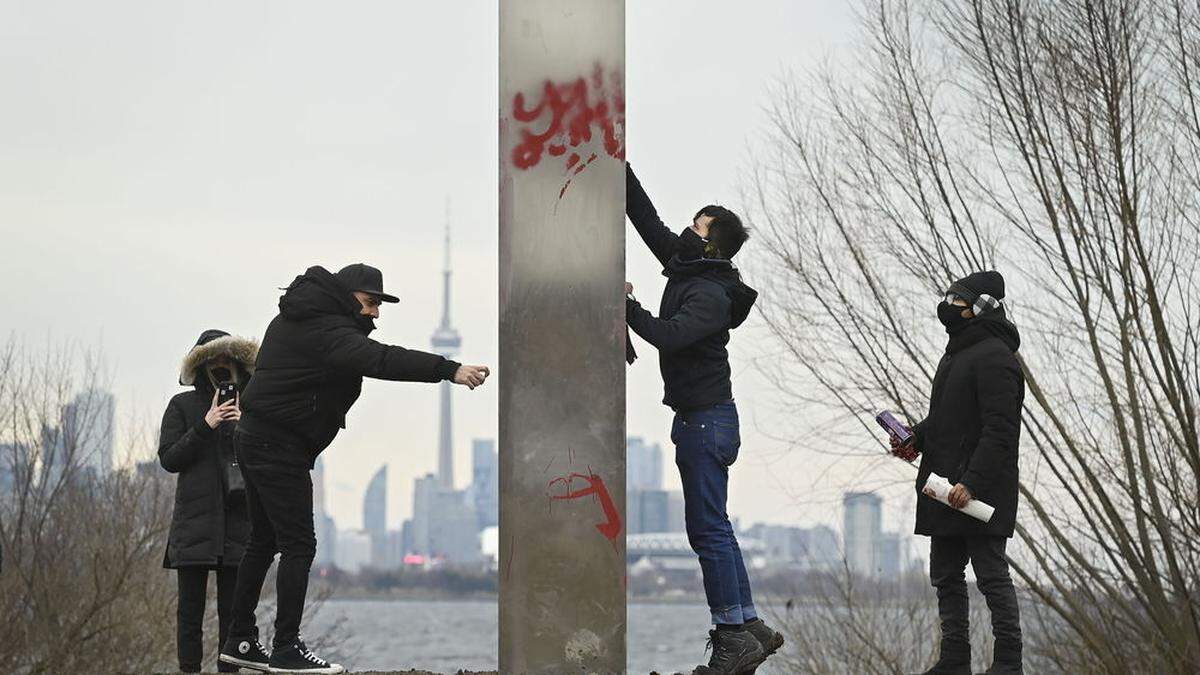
[694,205,749,259]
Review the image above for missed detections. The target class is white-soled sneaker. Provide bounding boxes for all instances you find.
[219,634,272,672]
[267,638,345,674]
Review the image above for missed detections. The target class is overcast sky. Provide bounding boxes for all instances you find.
[0,1,921,535]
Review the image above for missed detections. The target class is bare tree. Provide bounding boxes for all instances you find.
[0,338,344,673]
[0,339,177,673]
[749,0,1200,672]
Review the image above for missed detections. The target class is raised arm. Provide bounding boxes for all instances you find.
[626,163,680,267]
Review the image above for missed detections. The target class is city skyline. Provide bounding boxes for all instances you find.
[0,0,906,542]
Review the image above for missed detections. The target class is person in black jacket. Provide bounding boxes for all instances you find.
[890,271,1025,675]
[624,164,783,675]
[219,264,489,675]
[160,329,258,673]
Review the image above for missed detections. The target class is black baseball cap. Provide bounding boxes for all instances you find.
[335,263,399,303]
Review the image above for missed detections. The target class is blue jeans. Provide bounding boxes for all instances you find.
[672,401,757,625]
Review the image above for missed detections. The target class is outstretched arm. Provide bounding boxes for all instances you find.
[626,163,679,267]
[320,324,460,383]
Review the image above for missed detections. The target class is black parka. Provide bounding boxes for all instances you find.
[624,165,759,411]
[239,266,461,465]
[159,331,257,569]
[913,313,1024,537]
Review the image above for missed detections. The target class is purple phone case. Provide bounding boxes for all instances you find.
[875,410,912,444]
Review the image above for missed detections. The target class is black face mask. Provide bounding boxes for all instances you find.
[937,301,972,331]
[355,313,377,335]
[678,227,708,260]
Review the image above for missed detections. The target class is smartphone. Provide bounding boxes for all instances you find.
[218,382,237,406]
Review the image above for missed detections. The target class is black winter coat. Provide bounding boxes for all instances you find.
[240,266,461,465]
[160,386,250,569]
[912,314,1025,537]
[625,166,758,411]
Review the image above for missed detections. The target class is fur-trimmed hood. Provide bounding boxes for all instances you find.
[179,332,259,386]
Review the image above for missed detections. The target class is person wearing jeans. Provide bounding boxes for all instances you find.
[624,163,783,675]
[673,401,756,627]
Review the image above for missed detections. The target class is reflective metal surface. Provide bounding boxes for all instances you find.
[499,1,626,672]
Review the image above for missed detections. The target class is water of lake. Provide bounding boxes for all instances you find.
[307,598,788,674]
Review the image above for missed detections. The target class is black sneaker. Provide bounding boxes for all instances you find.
[267,638,345,674]
[743,618,785,672]
[676,628,765,675]
[219,634,271,672]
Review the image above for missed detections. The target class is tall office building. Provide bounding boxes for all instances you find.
[335,530,372,573]
[363,465,388,568]
[407,472,479,563]
[0,443,23,496]
[312,456,336,567]
[877,532,902,578]
[843,492,883,577]
[627,437,663,491]
[430,206,462,490]
[471,439,499,529]
[63,389,115,478]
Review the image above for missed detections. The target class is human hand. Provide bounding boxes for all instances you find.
[888,428,918,462]
[205,390,240,429]
[454,365,491,390]
[948,482,973,509]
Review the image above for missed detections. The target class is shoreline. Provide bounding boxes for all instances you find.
[319,593,709,604]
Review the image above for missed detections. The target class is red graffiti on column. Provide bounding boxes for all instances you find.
[547,470,622,543]
[510,63,625,199]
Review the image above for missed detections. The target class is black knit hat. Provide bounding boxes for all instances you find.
[950,270,1005,300]
[947,270,1006,317]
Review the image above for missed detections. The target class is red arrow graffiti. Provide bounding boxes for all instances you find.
[547,471,622,543]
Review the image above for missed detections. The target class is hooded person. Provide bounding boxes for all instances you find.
[219,263,490,675]
[159,329,258,674]
[623,164,784,675]
[890,270,1026,675]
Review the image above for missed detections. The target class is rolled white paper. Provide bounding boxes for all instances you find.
[924,473,995,523]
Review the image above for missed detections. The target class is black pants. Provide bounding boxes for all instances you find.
[176,566,239,673]
[930,536,1023,662]
[228,430,315,650]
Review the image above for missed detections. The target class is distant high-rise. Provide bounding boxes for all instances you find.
[312,456,336,567]
[407,472,479,563]
[0,443,25,495]
[843,492,882,577]
[65,389,115,477]
[41,389,115,483]
[471,439,499,529]
[364,465,388,568]
[363,465,388,535]
[430,203,462,490]
[877,532,902,578]
[335,530,372,573]
[627,437,663,491]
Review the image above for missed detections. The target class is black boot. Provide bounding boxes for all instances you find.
[676,628,764,675]
[975,642,1022,674]
[913,651,971,675]
[742,618,784,673]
